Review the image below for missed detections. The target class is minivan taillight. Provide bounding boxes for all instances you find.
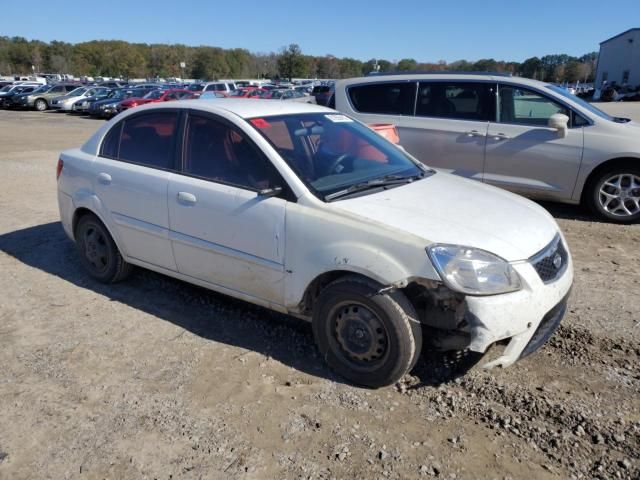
[56,158,64,180]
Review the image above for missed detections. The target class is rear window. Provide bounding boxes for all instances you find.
[347,82,417,115]
[312,86,331,94]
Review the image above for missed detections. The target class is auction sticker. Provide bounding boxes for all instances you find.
[325,114,353,123]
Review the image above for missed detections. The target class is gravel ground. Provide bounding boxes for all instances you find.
[0,106,638,480]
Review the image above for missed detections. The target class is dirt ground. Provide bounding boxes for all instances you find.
[0,105,638,480]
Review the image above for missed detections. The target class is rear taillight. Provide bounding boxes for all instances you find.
[56,158,64,180]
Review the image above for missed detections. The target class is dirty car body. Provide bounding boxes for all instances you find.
[57,99,573,387]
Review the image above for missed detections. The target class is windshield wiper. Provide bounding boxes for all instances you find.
[325,172,425,202]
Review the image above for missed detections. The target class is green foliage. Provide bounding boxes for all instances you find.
[397,58,418,71]
[0,36,598,83]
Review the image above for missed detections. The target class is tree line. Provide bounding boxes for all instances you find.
[0,37,598,83]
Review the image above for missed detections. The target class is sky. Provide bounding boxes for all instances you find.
[1,0,638,63]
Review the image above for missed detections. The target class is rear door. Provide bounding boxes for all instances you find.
[92,110,179,270]
[483,84,584,200]
[167,112,288,304]
[344,81,494,180]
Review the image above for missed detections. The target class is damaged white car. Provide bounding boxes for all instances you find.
[57,100,573,387]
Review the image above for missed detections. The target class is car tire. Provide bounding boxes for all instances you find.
[35,99,47,111]
[312,275,422,388]
[586,165,640,223]
[75,213,133,283]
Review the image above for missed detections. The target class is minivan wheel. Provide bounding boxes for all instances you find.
[35,99,47,111]
[75,214,133,283]
[587,167,640,223]
[312,275,422,388]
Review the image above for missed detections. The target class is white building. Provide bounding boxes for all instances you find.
[595,28,640,87]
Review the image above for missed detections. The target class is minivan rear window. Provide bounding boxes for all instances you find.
[347,82,417,115]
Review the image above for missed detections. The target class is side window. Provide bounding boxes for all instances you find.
[117,112,178,168]
[498,86,569,126]
[101,122,122,158]
[416,82,494,121]
[183,114,279,190]
[65,85,77,92]
[204,84,214,92]
[51,86,64,93]
[347,82,416,115]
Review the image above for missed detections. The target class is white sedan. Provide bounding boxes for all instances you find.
[57,99,573,387]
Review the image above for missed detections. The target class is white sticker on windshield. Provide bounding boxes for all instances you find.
[325,114,353,123]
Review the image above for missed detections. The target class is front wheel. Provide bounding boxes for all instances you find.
[586,166,640,223]
[34,99,48,111]
[75,213,133,283]
[312,275,422,388]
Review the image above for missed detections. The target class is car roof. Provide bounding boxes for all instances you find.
[336,73,549,89]
[119,98,333,118]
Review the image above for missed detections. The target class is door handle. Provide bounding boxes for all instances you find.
[464,130,483,137]
[492,133,510,141]
[97,172,112,185]
[177,191,197,205]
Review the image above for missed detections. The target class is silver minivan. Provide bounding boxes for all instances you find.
[334,73,640,223]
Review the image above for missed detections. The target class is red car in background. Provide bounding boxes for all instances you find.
[228,87,267,99]
[119,89,196,111]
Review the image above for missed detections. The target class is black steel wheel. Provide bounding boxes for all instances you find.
[75,213,132,283]
[313,275,422,388]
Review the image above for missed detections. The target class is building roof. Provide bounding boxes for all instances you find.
[600,28,640,45]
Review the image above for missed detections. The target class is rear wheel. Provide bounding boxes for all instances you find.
[75,213,133,283]
[312,275,422,388]
[34,98,47,111]
[587,166,640,223]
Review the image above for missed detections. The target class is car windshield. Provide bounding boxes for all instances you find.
[249,112,427,200]
[67,87,87,97]
[144,90,163,99]
[545,84,613,121]
[107,90,124,99]
[0,85,12,93]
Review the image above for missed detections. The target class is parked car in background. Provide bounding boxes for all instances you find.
[11,83,80,111]
[312,84,334,106]
[264,89,317,103]
[202,81,237,95]
[97,81,126,89]
[198,91,229,100]
[51,87,111,112]
[334,73,640,223]
[88,87,155,118]
[0,84,39,108]
[119,89,195,112]
[57,99,573,387]
[72,88,113,113]
[228,87,267,99]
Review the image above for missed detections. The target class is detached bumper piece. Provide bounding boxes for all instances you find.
[519,292,569,359]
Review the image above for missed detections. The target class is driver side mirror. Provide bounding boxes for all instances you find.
[548,113,569,138]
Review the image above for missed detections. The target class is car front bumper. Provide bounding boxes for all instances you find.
[462,241,574,369]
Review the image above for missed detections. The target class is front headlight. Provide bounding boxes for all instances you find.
[427,244,521,296]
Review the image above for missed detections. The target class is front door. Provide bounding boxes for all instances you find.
[168,112,287,305]
[483,84,584,200]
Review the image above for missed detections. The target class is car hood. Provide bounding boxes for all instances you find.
[331,172,559,262]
